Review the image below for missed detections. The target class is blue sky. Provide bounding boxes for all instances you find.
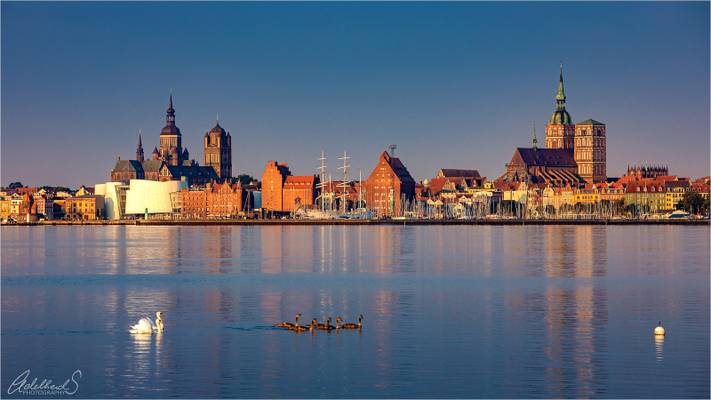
[2,2,709,187]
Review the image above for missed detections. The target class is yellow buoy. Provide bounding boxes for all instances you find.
[654,321,665,336]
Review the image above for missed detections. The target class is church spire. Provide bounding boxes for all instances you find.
[532,122,538,149]
[556,62,566,106]
[166,94,175,125]
[136,130,145,162]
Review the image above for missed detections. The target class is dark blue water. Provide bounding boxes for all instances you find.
[2,225,709,398]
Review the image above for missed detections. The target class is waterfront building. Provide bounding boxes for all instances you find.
[690,177,710,199]
[283,176,318,212]
[499,65,607,186]
[665,180,691,210]
[123,179,186,217]
[596,182,625,204]
[180,188,208,219]
[364,150,416,217]
[205,181,245,217]
[260,160,319,213]
[32,193,54,220]
[94,182,129,220]
[64,195,105,220]
[624,181,668,214]
[0,198,11,220]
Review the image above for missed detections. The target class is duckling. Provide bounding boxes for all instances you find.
[273,313,301,329]
[292,318,316,333]
[340,314,363,329]
[318,317,336,331]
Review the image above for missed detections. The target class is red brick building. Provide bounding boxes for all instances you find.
[260,160,319,213]
[283,176,317,212]
[365,151,416,217]
[180,189,208,219]
[206,181,244,217]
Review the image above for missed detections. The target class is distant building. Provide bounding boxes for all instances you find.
[500,147,584,186]
[260,161,319,213]
[205,181,244,217]
[123,179,186,217]
[203,122,233,180]
[626,165,669,180]
[94,182,129,220]
[180,188,208,219]
[65,195,105,220]
[365,150,416,217]
[110,96,223,185]
[435,169,481,180]
[499,65,607,186]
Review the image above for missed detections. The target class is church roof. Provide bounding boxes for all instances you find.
[161,124,181,136]
[210,122,226,135]
[113,159,143,173]
[514,148,577,168]
[437,169,481,179]
[141,160,164,172]
[167,165,219,180]
[576,118,605,125]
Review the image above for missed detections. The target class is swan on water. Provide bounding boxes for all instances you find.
[130,311,164,334]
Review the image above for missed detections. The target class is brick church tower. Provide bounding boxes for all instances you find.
[574,119,607,183]
[204,120,232,179]
[545,64,575,150]
[158,95,183,166]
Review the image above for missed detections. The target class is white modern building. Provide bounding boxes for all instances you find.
[95,179,187,219]
[94,182,128,220]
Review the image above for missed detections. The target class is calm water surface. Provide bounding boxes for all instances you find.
[1,225,709,398]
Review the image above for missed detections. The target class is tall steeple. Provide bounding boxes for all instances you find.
[136,131,144,162]
[556,62,566,106]
[532,122,538,149]
[159,93,183,166]
[166,94,175,125]
[545,63,574,149]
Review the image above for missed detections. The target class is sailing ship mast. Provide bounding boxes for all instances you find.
[317,150,327,212]
[338,151,350,213]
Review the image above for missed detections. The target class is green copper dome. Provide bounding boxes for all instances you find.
[549,109,572,125]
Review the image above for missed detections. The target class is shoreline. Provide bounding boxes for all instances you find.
[3,219,709,226]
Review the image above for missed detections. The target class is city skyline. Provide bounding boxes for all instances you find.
[2,2,709,187]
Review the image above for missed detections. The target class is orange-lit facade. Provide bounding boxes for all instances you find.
[206,182,244,217]
[260,160,318,212]
[365,151,416,217]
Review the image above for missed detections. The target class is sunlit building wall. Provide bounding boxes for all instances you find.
[94,182,128,220]
[124,179,187,215]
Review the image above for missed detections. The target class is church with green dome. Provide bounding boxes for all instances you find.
[498,65,607,186]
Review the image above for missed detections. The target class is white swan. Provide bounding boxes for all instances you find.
[130,311,164,334]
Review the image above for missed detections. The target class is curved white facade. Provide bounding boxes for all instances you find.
[94,182,127,220]
[125,179,186,215]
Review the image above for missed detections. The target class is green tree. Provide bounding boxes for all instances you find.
[236,174,256,186]
[679,192,709,215]
[7,182,23,189]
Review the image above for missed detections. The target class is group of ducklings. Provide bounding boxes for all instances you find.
[273,313,363,333]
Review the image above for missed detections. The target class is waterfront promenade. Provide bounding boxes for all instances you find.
[7,218,709,226]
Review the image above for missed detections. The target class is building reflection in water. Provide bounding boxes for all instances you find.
[543,225,608,398]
